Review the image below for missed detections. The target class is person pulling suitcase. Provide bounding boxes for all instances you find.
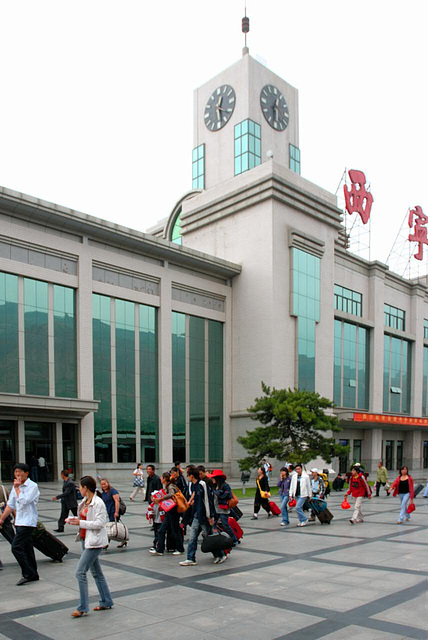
[52,470,78,532]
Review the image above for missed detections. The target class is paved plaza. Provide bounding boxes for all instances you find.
[0,484,427,640]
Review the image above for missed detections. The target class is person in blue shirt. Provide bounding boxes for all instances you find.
[99,479,120,522]
[277,467,291,526]
[0,463,40,585]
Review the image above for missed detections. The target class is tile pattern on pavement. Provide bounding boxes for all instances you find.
[0,484,427,640]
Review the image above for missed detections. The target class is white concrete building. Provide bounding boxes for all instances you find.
[1,50,427,482]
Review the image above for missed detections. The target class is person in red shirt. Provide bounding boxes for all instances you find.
[387,466,414,524]
[345,465,371,524]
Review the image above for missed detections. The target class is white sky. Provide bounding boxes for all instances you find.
[0,0,426,269]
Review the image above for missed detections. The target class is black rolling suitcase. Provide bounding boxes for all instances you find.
[32,522,69,562]
[315,508,334,525]
[0,517,15,544]
[414,484,424,498]
[230,506,243,521]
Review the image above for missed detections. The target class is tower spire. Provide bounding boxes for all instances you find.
[242,6,249,56]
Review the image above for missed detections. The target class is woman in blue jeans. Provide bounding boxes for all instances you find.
[277,467,291,526]
[387,466,415,524]
[67,476,113,617]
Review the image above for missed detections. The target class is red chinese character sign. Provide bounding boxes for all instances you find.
[343,169,374,225]
[408,206,428,261]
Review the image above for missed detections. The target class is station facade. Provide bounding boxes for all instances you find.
[1,50,427,481]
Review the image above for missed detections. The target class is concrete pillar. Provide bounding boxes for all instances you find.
[76,244,95,468]
[361,428,382,474]
[158,271,173,467]
[55,421,63,480]
[404,429,422,475]
[368,265,386,413]
[409,286,425,416]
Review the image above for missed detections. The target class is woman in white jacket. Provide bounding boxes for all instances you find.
[67,476,114,617]
[289,464,312,527]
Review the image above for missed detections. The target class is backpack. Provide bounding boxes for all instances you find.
[172,489,189,513]
[118,496,127,516]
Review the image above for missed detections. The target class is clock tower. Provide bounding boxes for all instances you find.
[192,49,300,191]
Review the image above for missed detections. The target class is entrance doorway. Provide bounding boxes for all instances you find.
[25,422,54,482]
[62,423,77,479]
[0,420,16,483]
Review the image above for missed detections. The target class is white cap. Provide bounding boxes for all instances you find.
[310,468,318,473]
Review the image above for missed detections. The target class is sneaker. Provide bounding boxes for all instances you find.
[397,521,403,524]
[213,557,221,564]
[250,516,258,520]
[349,519,355,524]
[149,550,164,556]
[149,547,156,552]
[217,555,227,564]
[179,559,197,566]
[299,520,308,527]
[280,522,288,526]
[172,551,185,555]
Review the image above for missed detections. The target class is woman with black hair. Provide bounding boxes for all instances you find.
[150,472,185,556]
[208,469,238,547]
[67,475,113,617]
[251,466,271,520]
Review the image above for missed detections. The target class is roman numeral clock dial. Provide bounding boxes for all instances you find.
[204,85,236,131]
[260,84,289,131]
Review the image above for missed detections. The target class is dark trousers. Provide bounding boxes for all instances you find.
[12,526,38,579]
[375,481,386,496]
[254,497,271,515]
[157,509,185,553]
[58,503,77,530]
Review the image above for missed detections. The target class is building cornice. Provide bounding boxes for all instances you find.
[181,162,343,234]
[0,186,242,280]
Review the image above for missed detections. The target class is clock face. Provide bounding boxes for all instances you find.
[204,84,236,131]
[260,85,289,131]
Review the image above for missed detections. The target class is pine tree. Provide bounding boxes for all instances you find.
[238,383,349,470]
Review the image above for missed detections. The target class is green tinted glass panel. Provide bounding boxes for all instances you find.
[289,144,301,175]
[93,294,112,462]
[189,316,205,462]
[234,119,261,176]
[383,334,411,413]
[192,144,205,190]
[333,319,368,409]
[208,320,223,462]
[172,312,186,458]
[423,347,428,416]
[171,215,182,245]
[0,272,19,393]
[139,304,158,462]
[53,285,77,398]
[115,299,136,462]
[24,278,49,395]
[292,248,320,391]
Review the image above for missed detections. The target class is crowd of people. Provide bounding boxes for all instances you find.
[0,458,425,618]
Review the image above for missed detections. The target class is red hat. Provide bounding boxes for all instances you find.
[207,469,226,479]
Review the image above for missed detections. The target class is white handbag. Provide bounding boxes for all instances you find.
[105,520,129,542]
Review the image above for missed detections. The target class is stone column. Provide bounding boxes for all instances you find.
[55,421,63,480]
[17,418,25,463]
[403,429,422,475]
[368,264,386,413]
[158,271,173,468]
[362,428,382,474]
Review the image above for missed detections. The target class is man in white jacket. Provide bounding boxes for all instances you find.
[289,464,312,527]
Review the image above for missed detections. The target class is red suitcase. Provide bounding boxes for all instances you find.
[228,517,243,542]
[269,501,281,516]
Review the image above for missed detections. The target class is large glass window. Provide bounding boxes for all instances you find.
[172,312,224,463]
[338,439,349,473]
[352,439,362,465]
[396,440,403,469]
[24,279,49,396]
[383,335,411,413]
[192,144,205,190]
[292,248,320,391]
[115,300,136,463]
[53,285,77,398]
[93,294,112,462]
[234,119,261,176]
[289,144,301,175]
[0,273,19,393]
[384,304,405,331]
[139,305,158,463]
[384,440,394,470]
[334,285,362,317]
[424,319,428,340]
[423,347,428,416]
[334,320,369,409]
